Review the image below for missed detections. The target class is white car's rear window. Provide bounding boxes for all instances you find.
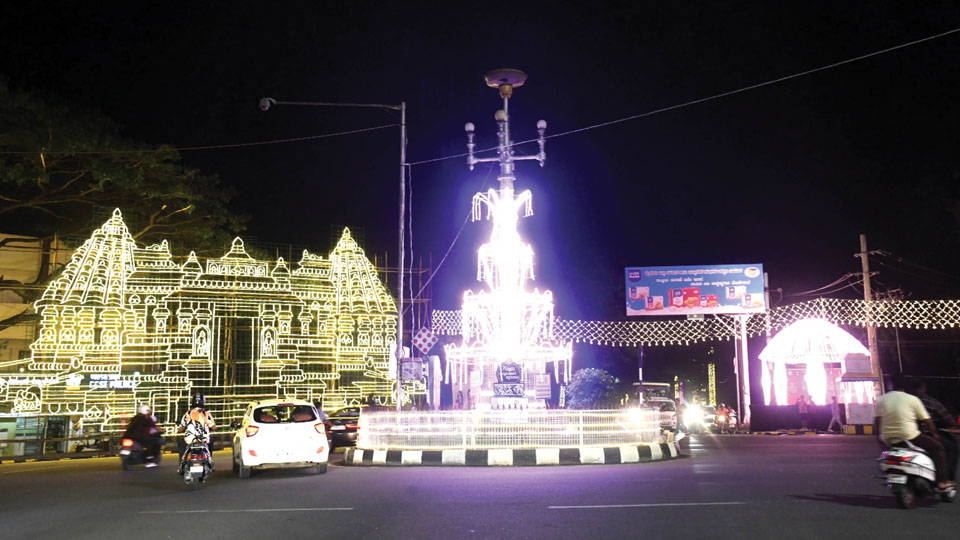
[254,405,317,423]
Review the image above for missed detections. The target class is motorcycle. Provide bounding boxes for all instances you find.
[878,437,956,509]
[726,410,738,433]
[179,440,213,490]
[119,437,161,470]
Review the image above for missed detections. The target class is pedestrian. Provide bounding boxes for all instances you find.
[827,396,844,433]
[797,395,809,430]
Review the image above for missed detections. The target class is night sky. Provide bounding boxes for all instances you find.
[3,2,959,397]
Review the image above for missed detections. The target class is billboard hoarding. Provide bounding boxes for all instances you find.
[626,264,765,316]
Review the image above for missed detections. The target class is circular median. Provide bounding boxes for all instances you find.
[342,409,684,466]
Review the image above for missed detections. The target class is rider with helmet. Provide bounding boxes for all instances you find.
[122,404,163,465]
[177,393,216,460]
[716,403,729,432]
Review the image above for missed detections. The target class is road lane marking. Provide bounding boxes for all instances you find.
[2,464,76,474]
[139,507,354,514]
[549,502,746,509]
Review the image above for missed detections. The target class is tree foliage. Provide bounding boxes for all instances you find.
[564,368,619,409]
[0,82,245,250]
[0,82,246,328]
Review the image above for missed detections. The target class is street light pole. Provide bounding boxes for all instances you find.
[259,97,408,412]
[396,102,406,412]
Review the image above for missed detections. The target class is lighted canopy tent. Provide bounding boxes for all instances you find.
[758,318,874,407]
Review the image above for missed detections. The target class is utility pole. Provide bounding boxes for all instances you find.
[859,234,883,396]
[396,102,406,412]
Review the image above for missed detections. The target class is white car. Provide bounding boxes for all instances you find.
[231,398,330,478]
[643,399,678,432]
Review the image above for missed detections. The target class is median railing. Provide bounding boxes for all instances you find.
[357,408,661,450]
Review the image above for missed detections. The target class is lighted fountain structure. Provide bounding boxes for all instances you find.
[349,71,665,464]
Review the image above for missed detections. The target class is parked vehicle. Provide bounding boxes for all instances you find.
[231,399,330,478]
[326,407,362,450]
[119,438,161,470]
[878,436,956,509]
[179,440,213,489]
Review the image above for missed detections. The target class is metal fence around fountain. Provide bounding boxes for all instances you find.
[357,409,661,450]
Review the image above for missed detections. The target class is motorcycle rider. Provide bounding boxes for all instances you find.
[716,403,728,433]
[875,374,955,491]
[726,406,738,433]
[910,379,958,483]
[122,405,163,466]
[178,393,216,463]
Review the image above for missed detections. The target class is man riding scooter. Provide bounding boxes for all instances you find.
[875,374,955,492]
[122,405,163,466]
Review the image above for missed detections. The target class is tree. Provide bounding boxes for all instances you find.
[564,368,619,409]
[0,82,247,330]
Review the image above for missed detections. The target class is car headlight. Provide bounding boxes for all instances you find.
[683,406,702,426]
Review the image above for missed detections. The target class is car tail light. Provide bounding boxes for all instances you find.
[314,422,326,435]
[248,449,257,457]
[317,445,326,454]
[345,423,358,430]
[121,438,134,447]
[245,425,260,437]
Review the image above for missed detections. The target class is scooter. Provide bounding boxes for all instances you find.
[726,410,738,433]
[878,437,956,509]
[179,440,213,490]
[119,438,162,470]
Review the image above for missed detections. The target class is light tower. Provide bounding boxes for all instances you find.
[445,69,572,410]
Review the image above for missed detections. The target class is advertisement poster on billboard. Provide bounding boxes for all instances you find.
[625,264,765,316]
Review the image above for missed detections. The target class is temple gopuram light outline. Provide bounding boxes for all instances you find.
[0,209,420,432]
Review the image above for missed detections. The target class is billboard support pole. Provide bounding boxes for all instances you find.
[738,314,751,430]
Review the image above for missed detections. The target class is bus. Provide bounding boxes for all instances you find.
[633,382,673,403]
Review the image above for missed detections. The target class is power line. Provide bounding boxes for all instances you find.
[407,26,960,167]
[782,273,855,297]
[0,124,399,155]
[401,163,497,311]
[871,258,959,288]
[875,251,960,283]
[2,27,955,164]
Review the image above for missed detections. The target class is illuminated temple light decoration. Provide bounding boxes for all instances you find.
[757,318,873,406]
[0,209,415,432]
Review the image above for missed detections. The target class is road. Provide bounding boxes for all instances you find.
[1,434,956,540]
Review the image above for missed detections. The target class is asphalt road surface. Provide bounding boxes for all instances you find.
[1,435,957,540]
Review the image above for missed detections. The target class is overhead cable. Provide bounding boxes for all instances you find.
[407,26,960,166]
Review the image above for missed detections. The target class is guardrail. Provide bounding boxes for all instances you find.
[357,408,661,450]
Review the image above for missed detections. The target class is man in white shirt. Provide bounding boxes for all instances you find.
[875,375,953,491]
